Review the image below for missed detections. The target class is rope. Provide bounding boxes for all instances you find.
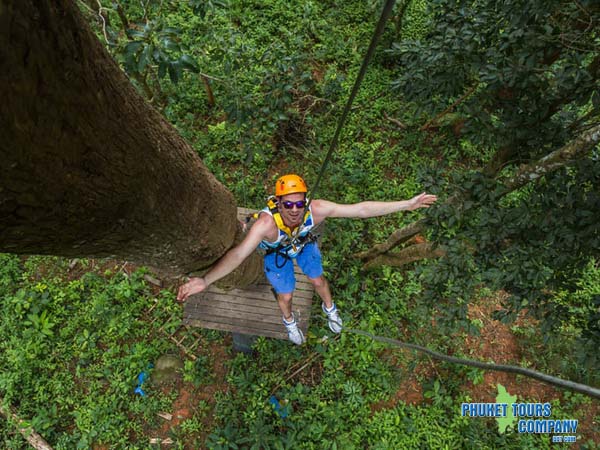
[306,0,397,207]
[320,316,600,400]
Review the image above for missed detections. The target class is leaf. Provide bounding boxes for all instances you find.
[161,27,181,37]
[179,54,200,73]
[125,41,143,56]
[126,29,146,39]
[168,62,180,83]
[495,384,517,433]
[138,46,150,73]
[162,38,180,52]
[190,0,207,19]
[158,62,168,79]
[124,53,137,73]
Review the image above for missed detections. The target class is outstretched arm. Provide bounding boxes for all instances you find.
[177,214,272,301]
[311,192,437,222]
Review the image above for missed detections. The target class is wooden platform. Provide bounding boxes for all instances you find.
[183,207,315,340]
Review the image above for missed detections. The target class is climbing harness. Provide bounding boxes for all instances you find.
[254,196,319,268]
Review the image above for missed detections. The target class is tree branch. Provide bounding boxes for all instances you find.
[420,83,478,131]
[133,72,154,101]
[363,242,445,270]
[354,219,426,260]
[114,0,129,31]
[501,123,600,193]
[355,123,599,271]
[0,399,53,450]
[383,111,407,129]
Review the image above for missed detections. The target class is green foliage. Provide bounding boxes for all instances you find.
[0,253,21,294]
[189,0,227,19]
[0,257,186,448]
[550,258,600,333]
[418,158,600,361]
[390,0,598,147]
[183,354,212,386]
[509,258,600,386]
[386,0,600,367]
[86,0,224,101]
[15,0,597,447]
[119,22,200,84]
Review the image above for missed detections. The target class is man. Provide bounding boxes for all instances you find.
[177,174,437,345]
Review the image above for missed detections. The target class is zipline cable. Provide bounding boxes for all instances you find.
[306,0,397,206]
[350,328,600,399]
[319,316,600,400]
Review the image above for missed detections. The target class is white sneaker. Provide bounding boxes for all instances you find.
[322,303,342,333]
[283,314,305,345]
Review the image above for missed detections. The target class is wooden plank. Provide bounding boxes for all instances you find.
[186,294,311,313]
[188,307,310,327]
[237,207,257,220]
[188,312,286,330]
[196,285,313,303]
[185,293,312,319]
[187,304,287,323]
[196,295,312,310]
[186,307,311,329]
[184,309,310,338]
[186,295,282,313]
[185,319,288,339]
[186,318,285,335]
[182,206,318,340]
[184,287,312,339]
[189,291,311,308]
[185,305,283,320]
[184,281,313,339]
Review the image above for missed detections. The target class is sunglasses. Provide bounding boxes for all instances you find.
[281,200,307,210]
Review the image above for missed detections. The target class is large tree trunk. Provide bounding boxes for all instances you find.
[0,0,261,283]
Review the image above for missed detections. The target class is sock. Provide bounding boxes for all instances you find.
[323,303,336,313]
[283,315,295,325]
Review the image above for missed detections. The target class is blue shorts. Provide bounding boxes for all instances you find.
[263,242,323,294]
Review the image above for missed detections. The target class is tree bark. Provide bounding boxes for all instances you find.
[362,242,445,270]
[0,0,261,282]
[354,219,425,261]
[201,75,215,108]
[501,123,600,194]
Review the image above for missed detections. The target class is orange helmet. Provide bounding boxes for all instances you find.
[275,174,308,197]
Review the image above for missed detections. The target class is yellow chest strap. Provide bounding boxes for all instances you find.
[272,210,311,238]
[252,197,310,238]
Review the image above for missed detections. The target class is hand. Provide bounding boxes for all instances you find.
[177,277,208,302]
[407,192,438,211]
